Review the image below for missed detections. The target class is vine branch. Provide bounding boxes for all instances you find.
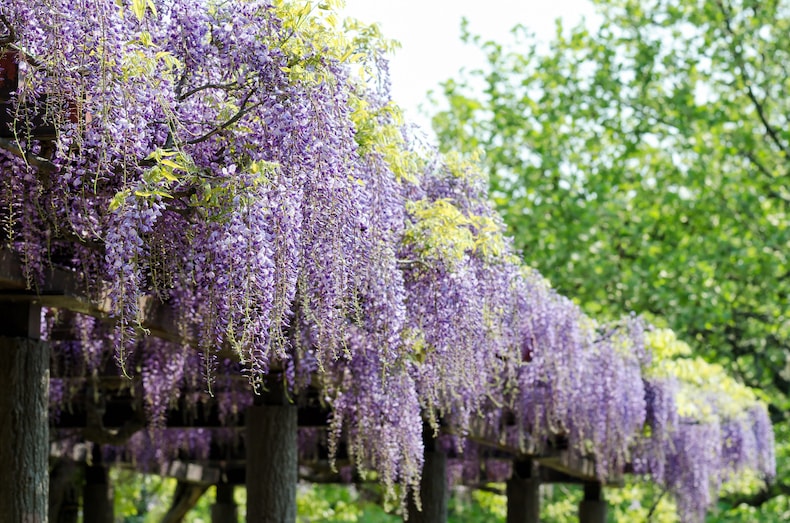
[0,13,15,45]
[715,0,790,160]
[186,90,262,145]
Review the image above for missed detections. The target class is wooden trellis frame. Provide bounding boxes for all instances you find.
[1,249,612,522]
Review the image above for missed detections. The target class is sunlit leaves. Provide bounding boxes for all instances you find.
[432,0,787,516]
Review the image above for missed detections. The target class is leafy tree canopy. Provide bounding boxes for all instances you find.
[431,0,789,516]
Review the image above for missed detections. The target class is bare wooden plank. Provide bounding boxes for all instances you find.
[534,449,624,486]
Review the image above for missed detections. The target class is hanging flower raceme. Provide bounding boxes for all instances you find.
[326,325,424,510]
[3,2,777,515]
[399,152,523,435]
[565,315,648,478]
[632,328,777,523]
[0,0,383,381]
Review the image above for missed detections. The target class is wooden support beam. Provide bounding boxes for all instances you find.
[211,484,238,523]
[49,457,78,522]
[579,482,607,523]
[507,460,540,523]
[83,460,114,523]
[534,448,620,485]
[246,382,297,523]
[51,394,330,430]
[0,302,49,523]
[0,249,194,346]
[407,436,448,523]
[464,427,622,487]
[164,461,222,486]
[160,480,209,523]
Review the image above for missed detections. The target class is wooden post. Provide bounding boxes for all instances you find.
[246,378,297,523]
[211,484,238,523]
[579,483,607,523]
[49,458,78,522]
[0,302,48,523]
[84,460,114,523]
[56,485,79,523]
[507,460,540,523]
[406,436,448,523]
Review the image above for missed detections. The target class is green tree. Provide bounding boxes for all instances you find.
[431,0,789,517]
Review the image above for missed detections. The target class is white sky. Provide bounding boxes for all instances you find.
[340,0,598,137]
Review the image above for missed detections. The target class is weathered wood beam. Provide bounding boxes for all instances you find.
[49,457,78,523]
[51,393,330,430]
[461,425,621,486]
[407,435,448,523]
[246,401,298,522]
[0,136,57,172]
[163,461,222,486]
[211,484,238,523]
[0,249,200,347]
[84,459,114,523]
[245,375,299,523]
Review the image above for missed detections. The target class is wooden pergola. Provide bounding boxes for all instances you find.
[1,249,614,522]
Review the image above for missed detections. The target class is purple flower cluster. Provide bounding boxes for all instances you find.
[2,2,775,516]
[326,325,424,507]
[631,376,680,484]
[640,400,775,522]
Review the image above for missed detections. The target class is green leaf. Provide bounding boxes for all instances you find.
[109,189,130,211]
[159,159,185,172]
[132,0,146,22]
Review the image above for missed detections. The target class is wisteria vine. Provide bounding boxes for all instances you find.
[0,0,775,519]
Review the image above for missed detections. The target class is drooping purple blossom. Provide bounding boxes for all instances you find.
[1,2,775,515]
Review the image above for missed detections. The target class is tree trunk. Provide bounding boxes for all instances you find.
[245,402,297,523]
[507,460,540,523]
[406,446,448,523]
[0,303,48,523]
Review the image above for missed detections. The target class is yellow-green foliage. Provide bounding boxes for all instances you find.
[274,1,355,79]
[403,195,509,265]
[446,153,509,259]
[404,199,476,263]
[606,482,679,523]
[401,327,429,364]
[645,328,765,422]
[274,1,398,82]
[443,150,484,181]
[401,151,510,265]
[645,328,692,360]
[349,97,421,184]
